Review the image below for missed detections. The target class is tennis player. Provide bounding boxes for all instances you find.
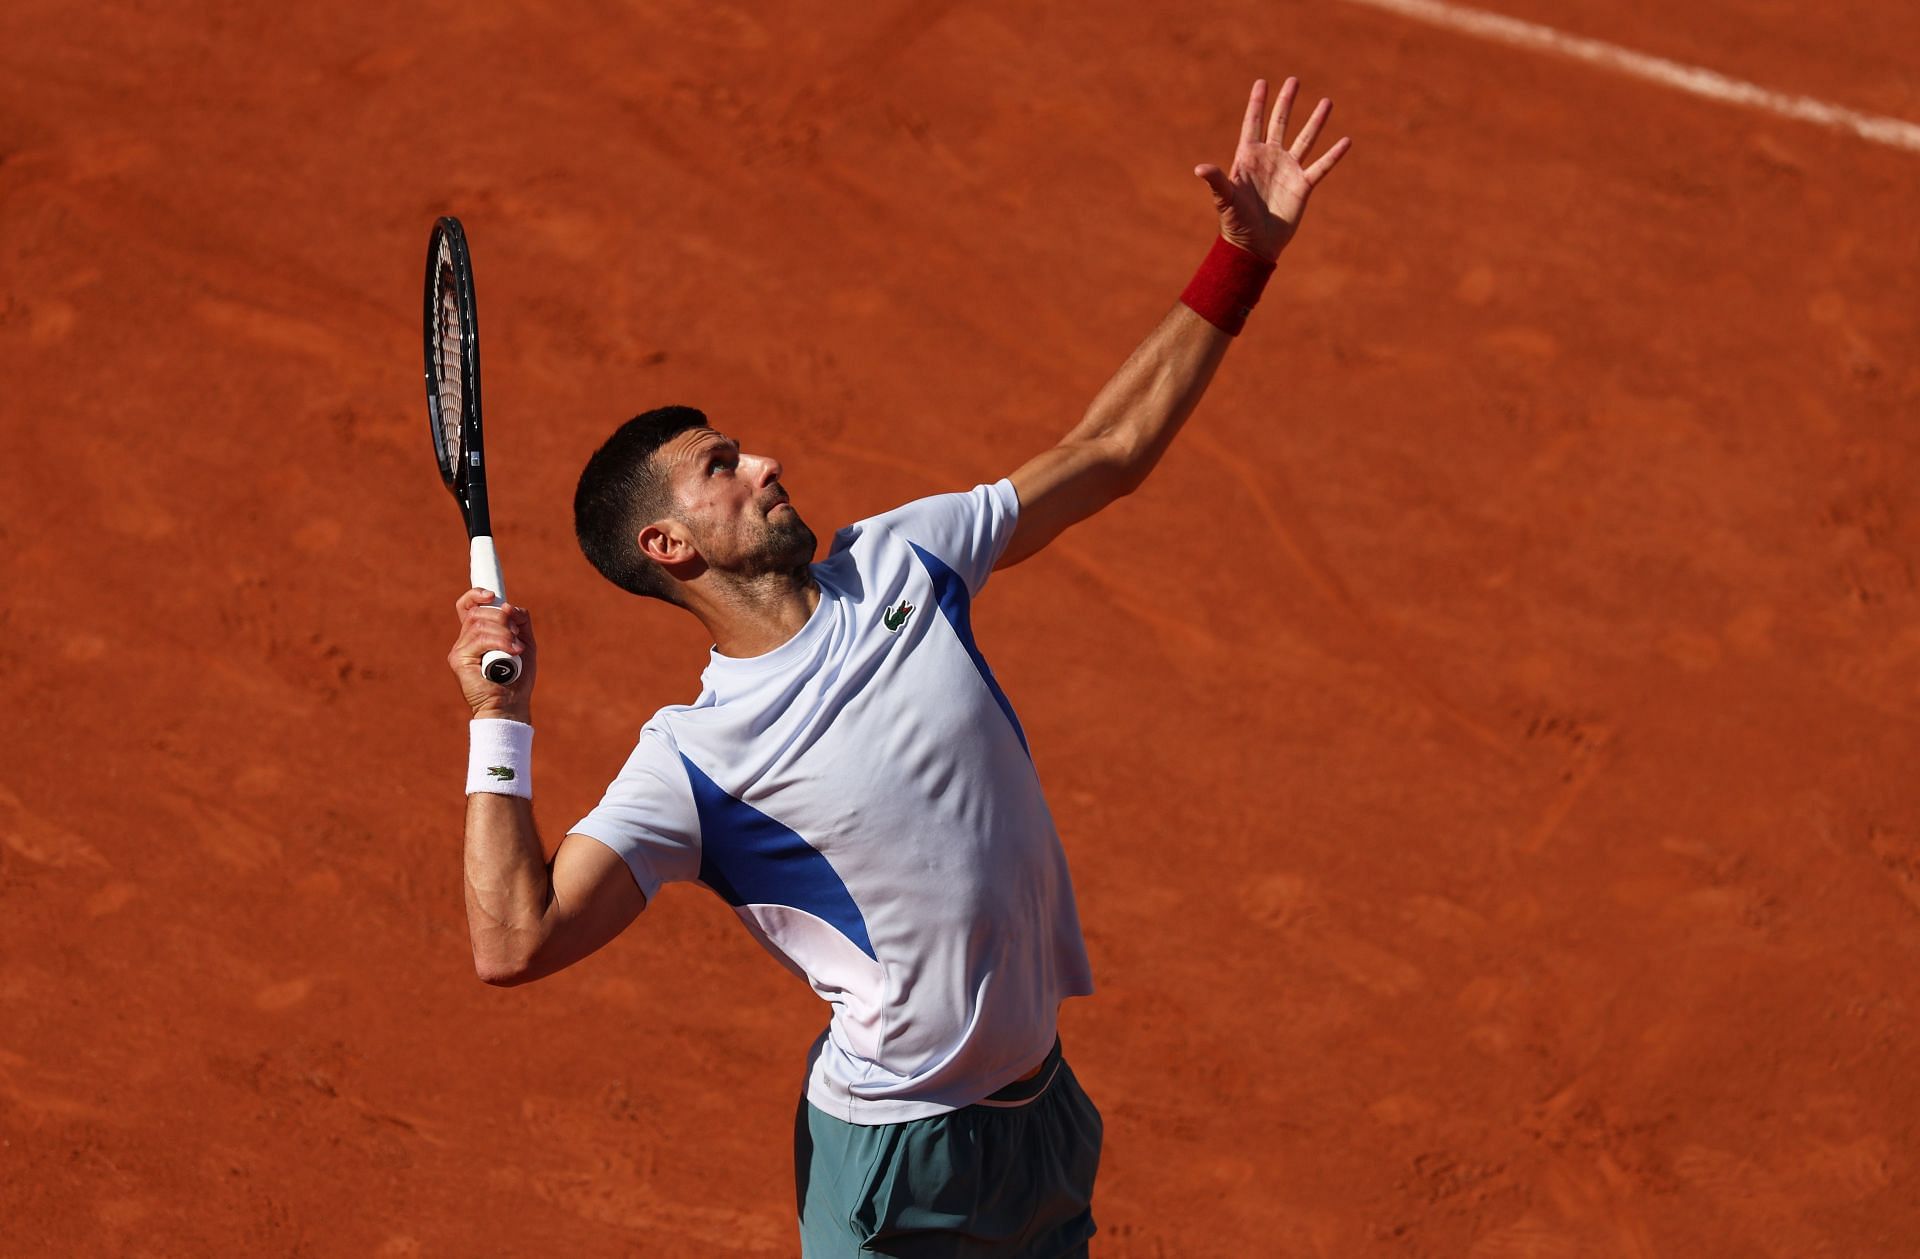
[448,78,1348,1257]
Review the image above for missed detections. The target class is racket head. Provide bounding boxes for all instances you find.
[424,216,491,535]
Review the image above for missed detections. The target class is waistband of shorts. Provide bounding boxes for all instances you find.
[972,1038,1064,1109]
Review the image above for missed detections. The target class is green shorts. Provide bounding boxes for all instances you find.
[794,1040,1102,1258]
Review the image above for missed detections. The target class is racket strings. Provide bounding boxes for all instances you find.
[432,254,468,476]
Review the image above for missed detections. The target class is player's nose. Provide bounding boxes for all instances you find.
[749,452,784,486]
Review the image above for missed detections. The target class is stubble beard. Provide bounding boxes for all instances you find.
[748,508,817,581]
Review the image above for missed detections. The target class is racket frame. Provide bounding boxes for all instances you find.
[425,216,520,687]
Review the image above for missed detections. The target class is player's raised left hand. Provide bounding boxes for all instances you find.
[1195,77,1351,261]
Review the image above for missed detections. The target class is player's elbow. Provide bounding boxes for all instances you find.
[471,939,541,987]
[474,956,531,986]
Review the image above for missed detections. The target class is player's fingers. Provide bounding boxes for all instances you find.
[1303,135,1352,184]
[1289,97,1331,161]
[496,607,530,655]
[464,602,512,633]
[460,602,512,636]
[1238,80,1267,150]
[509,605,536,646]
[454,587,495,618]
[1194,163,1234,210]
[459,616,518,659]
[1266,76,1299,146]
[449,616,510,663]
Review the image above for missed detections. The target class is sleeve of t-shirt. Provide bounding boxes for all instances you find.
[855,478,1021,598]
[568,723,702,904]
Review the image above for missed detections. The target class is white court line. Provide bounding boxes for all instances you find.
[1335,0,1920,154]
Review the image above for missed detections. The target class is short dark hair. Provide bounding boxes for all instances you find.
[573,405,710,602]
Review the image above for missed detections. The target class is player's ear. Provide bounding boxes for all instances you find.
[638,519,698,567]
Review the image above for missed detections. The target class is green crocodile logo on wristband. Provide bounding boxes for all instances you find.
[487,766,517,782]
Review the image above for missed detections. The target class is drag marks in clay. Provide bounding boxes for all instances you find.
[511,1089,788,1253]
[1240,872,1426,999]
[0,782,109,870]
[1866,823,1920,918]
[1513,711,1615,855]
[0,1048,121,1126]
[1187,428,1514,757]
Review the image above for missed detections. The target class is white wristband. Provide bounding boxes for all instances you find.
[468,719,533,798]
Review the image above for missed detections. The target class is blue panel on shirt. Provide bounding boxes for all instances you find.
[908,542,1030,757]
[680,754,877,960]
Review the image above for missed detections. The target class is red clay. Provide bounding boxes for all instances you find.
[4,1,1918,1254]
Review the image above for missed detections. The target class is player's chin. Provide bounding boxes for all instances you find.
[751,512,816,573]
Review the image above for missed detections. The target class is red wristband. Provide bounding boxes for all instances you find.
[1179,237,1276,335]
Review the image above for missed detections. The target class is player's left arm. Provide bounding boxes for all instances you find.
[999,77,1350,569]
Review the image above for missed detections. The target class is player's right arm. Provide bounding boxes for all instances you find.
[451,589,647,986]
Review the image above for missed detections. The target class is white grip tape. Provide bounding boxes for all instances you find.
[467,535,520,685]
[468,719,533,798]
[470,535,507,603]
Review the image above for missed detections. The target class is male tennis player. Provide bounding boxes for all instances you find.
[448,78,1348,1256]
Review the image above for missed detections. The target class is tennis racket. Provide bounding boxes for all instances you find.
[424,215,520,687]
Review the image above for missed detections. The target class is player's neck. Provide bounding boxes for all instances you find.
[690,568,822,660]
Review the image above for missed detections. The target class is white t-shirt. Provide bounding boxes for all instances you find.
[572,480,1095,1123]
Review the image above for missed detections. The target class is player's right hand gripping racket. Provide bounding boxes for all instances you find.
[424,216,520,686]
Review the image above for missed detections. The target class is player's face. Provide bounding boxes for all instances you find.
[660,427,816,575]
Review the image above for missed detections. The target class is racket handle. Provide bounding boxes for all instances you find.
[481,651,522,686]
[470,535,524,687]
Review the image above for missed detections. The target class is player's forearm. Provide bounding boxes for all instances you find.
[1066,303,1232,494]
[463,791,556,984]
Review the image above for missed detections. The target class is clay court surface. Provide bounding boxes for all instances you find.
[4,0,1919,1253]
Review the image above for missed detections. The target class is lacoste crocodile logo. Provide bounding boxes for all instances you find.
[883,599,915,632]
[486,766,516,782]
